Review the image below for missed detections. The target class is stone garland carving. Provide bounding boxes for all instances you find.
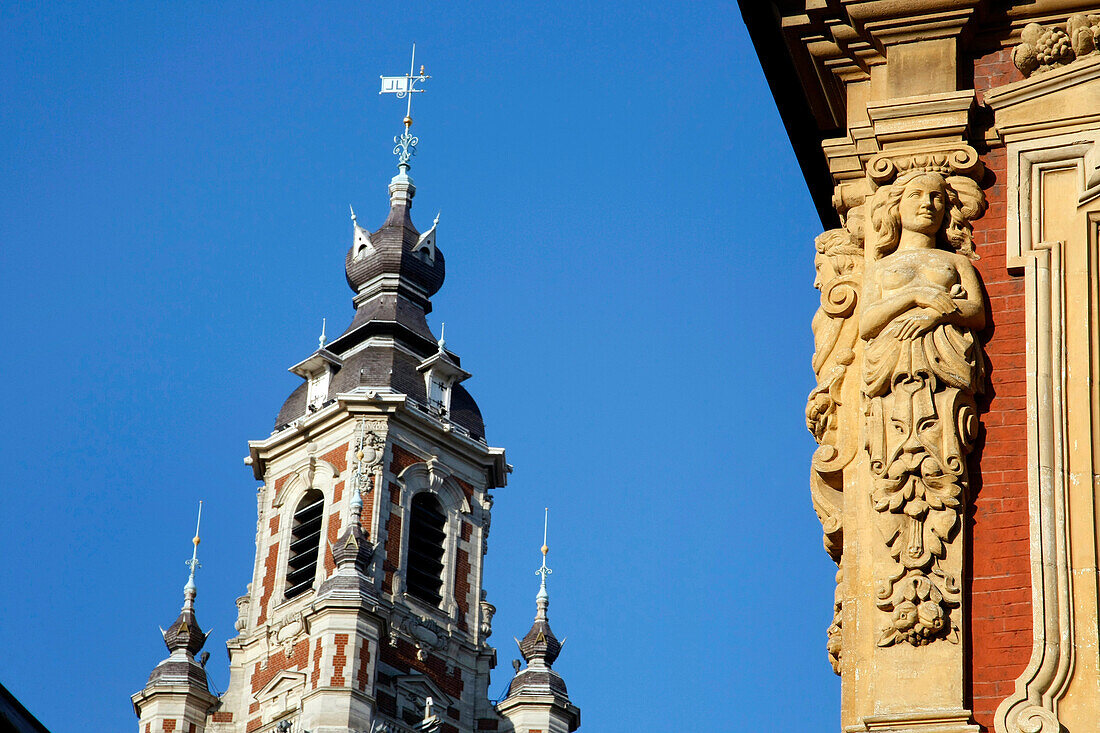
[808,225,863,673]
[861,167,986,647]
[1014,14,1100,77]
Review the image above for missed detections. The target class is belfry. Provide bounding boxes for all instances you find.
[132,53,580,733]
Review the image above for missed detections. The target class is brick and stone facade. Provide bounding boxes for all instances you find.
[742,3,1100,732]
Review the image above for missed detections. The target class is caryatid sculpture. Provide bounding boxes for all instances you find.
[861,167,987,647]
[808,152,989,666]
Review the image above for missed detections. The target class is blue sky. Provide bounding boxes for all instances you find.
[0,3,835,731]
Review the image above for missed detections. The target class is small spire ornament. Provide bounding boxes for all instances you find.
[536,508,552,607]
[183,500,203,610]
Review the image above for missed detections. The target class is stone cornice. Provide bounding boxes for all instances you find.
[986,55,1100,143]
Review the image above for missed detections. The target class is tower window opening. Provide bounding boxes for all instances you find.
[285,489,324,599]
[407,493,446,607]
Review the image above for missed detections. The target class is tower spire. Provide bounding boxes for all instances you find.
[498,507,580,732]
[132,500,215,725]
[536,507,552,612]
[182,500,202,611]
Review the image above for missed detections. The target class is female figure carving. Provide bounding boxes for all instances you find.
[860,170,987,646]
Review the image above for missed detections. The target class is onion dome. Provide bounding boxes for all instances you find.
[517,597,562,669]
[344,168,445,306]
[271,143,487,443]
[160,605,209,658]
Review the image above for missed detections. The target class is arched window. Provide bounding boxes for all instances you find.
[285,489,324,599]
[407,493,446,607]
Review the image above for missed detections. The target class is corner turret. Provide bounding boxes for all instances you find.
[132,503,219,733]
[497,511,580,733]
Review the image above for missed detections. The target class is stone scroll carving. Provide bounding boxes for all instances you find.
[808,226,863,674]
[861,163,987,647]
[808,228,863,562]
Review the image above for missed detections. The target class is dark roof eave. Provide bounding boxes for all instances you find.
[738,1,841,229]
[326,319,457,363]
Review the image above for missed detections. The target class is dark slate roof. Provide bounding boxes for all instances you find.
[0,682,50,733]
[162,607,209,656]
[519,617,562,667]
[507,668,569,699]
[334,293,438,346]
[274,340,485,441]
[147,658,210,689]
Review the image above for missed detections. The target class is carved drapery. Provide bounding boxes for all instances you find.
[809,147,989,664]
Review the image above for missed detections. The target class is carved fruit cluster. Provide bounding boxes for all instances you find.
[1014,15,1100,77]
[878,571,958,648]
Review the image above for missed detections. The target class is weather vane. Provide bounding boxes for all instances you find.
[380,43,430,169]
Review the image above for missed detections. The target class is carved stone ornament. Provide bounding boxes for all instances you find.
[1013,15,1100,77]
[810,145,989,662]
[808,227,864,563]
[267,612,309,658]
[860,157,987,647]
[235,587,251,632]
[808,224,862,673]
[388,613,447,662]
[479,590,495,640]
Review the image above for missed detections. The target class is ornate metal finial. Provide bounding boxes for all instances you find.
[380,43,430,172]
[536,508,552,609]
[183,500,203,609]
[319,317,327,350]
[438,322,446,353]
[349,204,357,224]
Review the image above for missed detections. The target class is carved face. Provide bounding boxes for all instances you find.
[898,175,946,237]
[813,253,832,290]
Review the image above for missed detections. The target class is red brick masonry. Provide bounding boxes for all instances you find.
[968,47,1032,732]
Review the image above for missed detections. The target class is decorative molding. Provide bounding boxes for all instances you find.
[986,55,1100,144]
[273,457,341,509]
[993,131,1099,733]
[808,227,863,568]
[1001,133,1100,270]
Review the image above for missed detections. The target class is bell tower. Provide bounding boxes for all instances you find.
[134,50,581,733]
[216,110,508,731]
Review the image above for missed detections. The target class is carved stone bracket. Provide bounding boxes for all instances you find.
[860,146,987,648]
